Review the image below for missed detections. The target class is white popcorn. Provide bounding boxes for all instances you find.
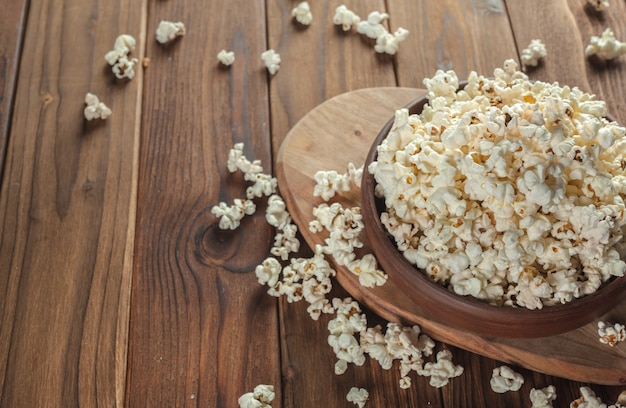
[490,365,524,393]
[374,27,409,55]
[597,321,626,346]
[521,39,547,69]
[238,384,275,408]
[333,5,360,31]
[347,254,388,288]
[84,93,112,121]
[585,28,626,61]
[261,49,281,75]
[211,199,256,230]
[346,387,369,408]
[255,257,282,289]
[217,49,235,66]
[570,387,608,408]
[266,194,291,230]
[292,1,313,26]
[371,60,626,309]
[420,349,464,388]
[587,0,610,11]
[356,11,389,39]
[155,21,186,44]
[530,385,558,408]
[105,34,139,79]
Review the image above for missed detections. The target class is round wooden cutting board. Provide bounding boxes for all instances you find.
[275,87,626,385]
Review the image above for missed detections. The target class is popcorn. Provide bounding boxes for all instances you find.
[370,60,626,309]
[105,34,139,79]
[84,93,112,121]
[585,28,626,61]
[155,21,186,44]
[217,49,235,66]
[238,384,275,408]
[587,0,610,11]
[420,349,464,388]
[211,199,256,230]
[292,1,313,26]
[570,386,608,408]
[374,27,409,55]
[346,387,369,408]
[333,5,360,31]
[530,385,558,408]
[347,254,388,288]
[356,11,389,39]
[597,321,626,346]
[521,39,547,69]
[490,365,524,393]
[261,49,281,75]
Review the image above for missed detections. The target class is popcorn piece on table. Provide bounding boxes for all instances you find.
[347,253,388,288]
[327,298,367,369]
[585,28,626,61]
[356,11,389,39]
[346,387,369,408]
[155,21,186,44]
[313,163,363,201]
[105,34,139,79]
[211,198,256,230]
[597,321,626,346]
[530,385,558,408]
[333,5,360,31]
[84,93,112,121]
[374,27,409,55]
[420,349,464,388]
[570,386,609,408]
[587,0,610,11]
[238,384,275,408]
[292,1,313,26]
[217,49,235,66]
[490,365,524,393]
[521,39,547,69]
[261,49,281,75]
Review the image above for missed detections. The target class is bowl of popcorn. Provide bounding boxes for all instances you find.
[362,60,626,338]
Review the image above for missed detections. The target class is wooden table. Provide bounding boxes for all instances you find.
[1,0,625,406]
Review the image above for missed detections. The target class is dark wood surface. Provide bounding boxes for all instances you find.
[0,0,625,407]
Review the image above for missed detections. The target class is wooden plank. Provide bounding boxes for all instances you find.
[125,1,282,407]
[0,1,28,182]
[504,0,626,125]
[388,0,519,86]
[0,0,145,406]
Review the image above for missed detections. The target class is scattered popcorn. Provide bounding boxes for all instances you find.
[238,384,275,408]
[313,163,363,201]
[84,93,112,121]
[530,385,558,408]
[105,34,139,79]
[211,198,256,230]
[347,254,388,288]
[585,28,626,61]
[521,39,547,69]
[597,321,626,346]
[490,365,524,393]
[261,49,281,75]
[217,49,235,66]
[346,387,369,408]
[374,27,409,55]
[587,0,610,11]
[570,386,608,408]
[155,21,186,44]
[370,59,626,309]
[356,11,389,39]
[333,5,360,31]
[420,349,464,388]
[292,1,313,26]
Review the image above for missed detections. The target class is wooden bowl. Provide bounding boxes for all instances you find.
[361,94,626,338]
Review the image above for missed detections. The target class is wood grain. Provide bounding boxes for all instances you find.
[125,0,282,406]
[0,0,28,184]
[388,0,519,87]
[0,0,146,406]
[276,88,626,389]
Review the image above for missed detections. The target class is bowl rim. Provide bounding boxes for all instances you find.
[361,91,626,338]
